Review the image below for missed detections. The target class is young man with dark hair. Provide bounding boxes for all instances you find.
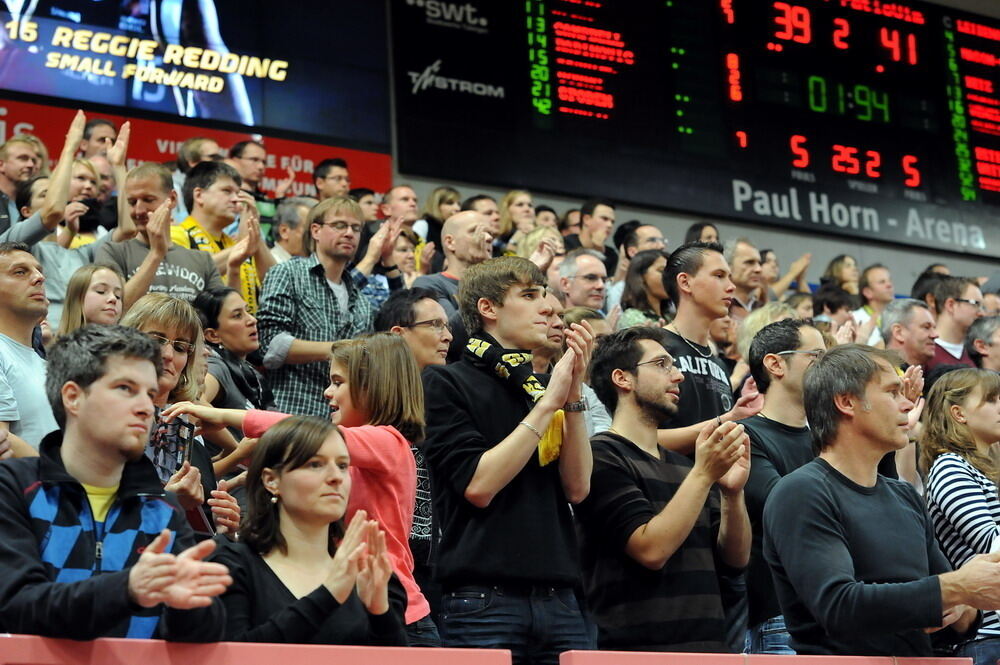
[313,158,350,201]
[0,324,231,640]
[578,327,750,652]
[928,276,983,370]
[764,344,1000,656]
[422,256,595,663]
[605,225,666,311]
[658,241,760,451]
[173,160,274,313]
[97,163,224,308]
[812,284,856,327]
[881,299,937,368]
[740,319,825,653]
[564,198,618,273]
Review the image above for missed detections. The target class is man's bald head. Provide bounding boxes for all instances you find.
[443,210,492,266]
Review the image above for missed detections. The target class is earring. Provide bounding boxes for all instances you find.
[270,494,279,504]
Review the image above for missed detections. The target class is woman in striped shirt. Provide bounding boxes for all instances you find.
[921,368,1000,665]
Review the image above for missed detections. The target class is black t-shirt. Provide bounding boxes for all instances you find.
[421,359,580,588]
[563,234,619,274]
[764,458,966,656]
[740,415,814,626]
[661,330,733,428]
[575,432,730,652]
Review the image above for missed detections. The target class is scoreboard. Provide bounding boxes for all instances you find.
[391,0,1000,257]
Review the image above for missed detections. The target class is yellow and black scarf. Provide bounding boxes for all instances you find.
[465,334,563,465]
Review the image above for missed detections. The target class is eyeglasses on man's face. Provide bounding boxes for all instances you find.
[315,220,363,234]
[406,318,451,334]
[635,356,675,372]
[776,349,823,360]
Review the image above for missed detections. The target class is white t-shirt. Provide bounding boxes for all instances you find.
[0,333,57,448]
[326,278,349,312]
[936,338,966,360]
[852,307,883,346]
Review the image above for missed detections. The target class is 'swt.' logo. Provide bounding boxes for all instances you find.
[405,0,488,33]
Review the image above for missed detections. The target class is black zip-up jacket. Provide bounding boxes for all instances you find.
[0,430,226,640]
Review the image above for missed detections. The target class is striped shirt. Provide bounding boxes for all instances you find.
[926,452,1000,638]
[575,432,731,651]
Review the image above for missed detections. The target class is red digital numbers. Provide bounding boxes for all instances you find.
[790,134,810,167]
[832,144,861,174]
[902,155,921,187]
[865,150,881,178]
[880,27,918,64]
[788,136,922,187]
[832,18,850,49]
[773,2,811,44]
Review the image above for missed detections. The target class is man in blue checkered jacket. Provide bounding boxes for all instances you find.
[0,324,231,640]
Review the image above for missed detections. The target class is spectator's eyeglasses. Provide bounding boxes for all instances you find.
[147,333,195,356]
[315,220,363,234]
[406,319,451,334]
[776,349,823,359]
[635,356,675,372]
[956,298,985,311]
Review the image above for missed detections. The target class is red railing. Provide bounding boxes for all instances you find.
[0,636,973,665]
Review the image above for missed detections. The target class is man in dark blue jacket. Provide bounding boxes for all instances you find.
[0,324,231,640]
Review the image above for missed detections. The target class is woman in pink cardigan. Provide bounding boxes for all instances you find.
[162,333,438,646]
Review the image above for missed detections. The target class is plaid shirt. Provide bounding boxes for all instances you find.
[257,254,373,417]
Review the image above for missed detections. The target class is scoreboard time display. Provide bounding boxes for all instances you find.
[391,0,1000,257]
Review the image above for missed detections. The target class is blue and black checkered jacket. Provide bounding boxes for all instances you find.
[0,430,225,641]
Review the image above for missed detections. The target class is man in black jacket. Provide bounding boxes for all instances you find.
[0,324,230,640]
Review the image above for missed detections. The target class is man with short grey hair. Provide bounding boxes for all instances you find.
[764,344,1000,657]
[881,298,938,368]
[270,196,316,263]
[725,238,762,327]
[966,316,1000,371]
[559,248,607,310]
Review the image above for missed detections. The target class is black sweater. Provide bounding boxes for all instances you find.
[764,458,977,656]
[210,539,408,645]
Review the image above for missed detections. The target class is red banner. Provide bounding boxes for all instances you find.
[0,97,392,197]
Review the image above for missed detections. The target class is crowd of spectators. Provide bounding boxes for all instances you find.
[3,111,1000,665]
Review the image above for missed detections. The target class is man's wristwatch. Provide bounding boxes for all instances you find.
[563,399,587,412]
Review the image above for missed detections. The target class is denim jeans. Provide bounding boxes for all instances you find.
[405,614,441,647]
[439,585,594,665]
[745,615,795,655]
[957,637,1000,665]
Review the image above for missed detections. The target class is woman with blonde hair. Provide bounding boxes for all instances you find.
[56,263,125,337]
[416,186,459,272]
[161,332,439,645]
[122,293,238,538]
[498,189,536,252]
[210,415,406,644]
[921,368,1000,665]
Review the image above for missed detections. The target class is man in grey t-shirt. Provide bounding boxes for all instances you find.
[96,163,223,308]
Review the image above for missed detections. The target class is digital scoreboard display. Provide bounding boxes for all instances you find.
[391,0,1000,257]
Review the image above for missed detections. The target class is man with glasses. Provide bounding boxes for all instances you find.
[927,276,984,371]
[577,326,751,652]
[558,248,608,310]
[313,158,351,201]
[740,319,826,654]
[257,196,380,417]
